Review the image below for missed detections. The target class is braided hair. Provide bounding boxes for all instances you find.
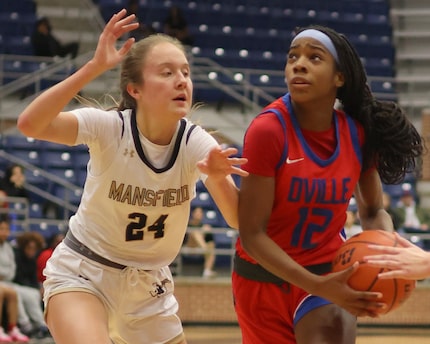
[295,25,424,184]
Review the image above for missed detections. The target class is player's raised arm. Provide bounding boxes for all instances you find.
[17,9,139,145]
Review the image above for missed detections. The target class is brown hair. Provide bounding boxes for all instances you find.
[118,33,186,110]
[16,231,45,251]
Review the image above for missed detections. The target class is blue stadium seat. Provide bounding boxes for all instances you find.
[39,140,73,151]
[76,169,87,188]
[53,186,82,206]
[9,149,41,166]
[73,151,90,170]
[96,0,395,90]
[4,135,41,150]
[29,202,43,218]
[0,0,36,14]
[30,222,62,240]
[191,191,216,209]
[0,12,36,37]
[47,168,78,185]
[370,80,396,100]
[25,169,48,189]
[41,151,74,170]
[203,209,226,227]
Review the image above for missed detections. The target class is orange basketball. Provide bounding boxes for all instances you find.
[332,230,416,314]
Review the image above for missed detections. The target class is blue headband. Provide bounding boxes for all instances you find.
[292,29,339,63]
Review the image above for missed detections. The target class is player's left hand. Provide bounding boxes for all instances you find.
[197,146,248,180]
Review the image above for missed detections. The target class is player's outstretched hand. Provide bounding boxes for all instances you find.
[363,232,430,280]
[316,262,385,317]
[92,9,139,72]
[197,146,248,180]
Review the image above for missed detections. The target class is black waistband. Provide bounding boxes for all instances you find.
[64,231,127,270]
[234,253,332,285]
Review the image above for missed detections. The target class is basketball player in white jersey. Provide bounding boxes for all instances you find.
[17,9,248,344]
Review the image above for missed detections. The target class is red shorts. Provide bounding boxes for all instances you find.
[232,271,330,344]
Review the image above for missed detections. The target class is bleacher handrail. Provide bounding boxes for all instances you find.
[0,52,94,102]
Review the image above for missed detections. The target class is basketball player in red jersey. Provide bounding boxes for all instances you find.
[233,25,423,343]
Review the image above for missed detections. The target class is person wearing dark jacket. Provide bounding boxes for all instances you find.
[31,17,79,58]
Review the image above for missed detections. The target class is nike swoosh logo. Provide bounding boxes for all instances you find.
[286,157,304,164]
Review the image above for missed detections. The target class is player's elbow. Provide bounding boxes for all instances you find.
[17,114,37,137]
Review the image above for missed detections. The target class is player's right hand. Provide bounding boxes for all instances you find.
[92,9,139,72]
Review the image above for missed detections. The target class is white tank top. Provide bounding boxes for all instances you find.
[69,108,218,269]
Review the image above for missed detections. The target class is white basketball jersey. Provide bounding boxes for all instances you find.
[69,109,218,269]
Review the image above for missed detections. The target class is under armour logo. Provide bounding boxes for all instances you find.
[150,278,171,298]
[124,148,135,157]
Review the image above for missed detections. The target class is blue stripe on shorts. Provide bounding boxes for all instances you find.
[294,295,331,326]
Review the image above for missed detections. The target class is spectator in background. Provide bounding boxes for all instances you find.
[127,0,139,16]
[185,207,217,278]
[0,189,8,209]
[127,0,157,41]
[0,284,29,343]
[382,191,401,231]
[344,199,362,239]
[14,232,46,292]
[0,216,50,339]
[1,164,28,200]
[0,164,29,233]
[163,5,193,46]
[394,186,430,232]
[37,232,65,285]
[0,216,30,342]
[31,17,79,59]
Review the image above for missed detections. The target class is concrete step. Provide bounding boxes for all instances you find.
[34,1,103,54]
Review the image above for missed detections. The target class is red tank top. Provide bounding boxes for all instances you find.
[236,93,363,266]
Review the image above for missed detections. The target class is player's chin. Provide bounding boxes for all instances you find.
[172,103,191,117]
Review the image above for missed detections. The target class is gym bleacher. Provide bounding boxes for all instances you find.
[0,0,425,268]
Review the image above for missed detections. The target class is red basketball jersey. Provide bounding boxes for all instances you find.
[236,93,363,267]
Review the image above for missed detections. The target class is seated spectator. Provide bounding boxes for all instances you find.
[394,186,430,232]
[131,22,157,41]
[0,284,29,342]
[126,0,157,41]
[163,5,193,46]
[0,216,50,339]
[382,191,401,231]
[0,164,30,232]
[14,232,45,291]
[0,190,7,210]
[1,164,28,200]
[184,207,216,278]
[31,17,79,58]
[37,232,65,285]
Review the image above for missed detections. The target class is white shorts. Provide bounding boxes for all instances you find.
[43,243,184,344]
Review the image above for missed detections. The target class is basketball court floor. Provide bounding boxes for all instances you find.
[185,325,430,344]
[29,326,430,343]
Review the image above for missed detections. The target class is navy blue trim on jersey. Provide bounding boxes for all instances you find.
[130,110,187,173]
[345,115,363,166]
[283,93,340,167]
[186,124,197,145]
[258,108,288,170]
[117,111,125,138]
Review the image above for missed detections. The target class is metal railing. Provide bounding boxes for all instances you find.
[173,226,238,277]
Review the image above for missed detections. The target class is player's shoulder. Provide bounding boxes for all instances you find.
[182,118,213,140]
[71,107,125,121]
